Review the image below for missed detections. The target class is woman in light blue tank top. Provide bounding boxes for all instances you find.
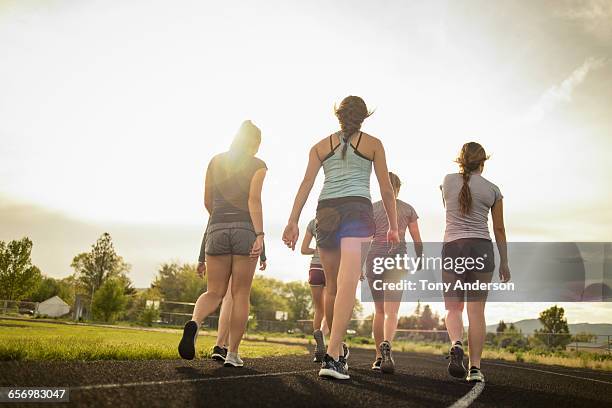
[282,96,400,380]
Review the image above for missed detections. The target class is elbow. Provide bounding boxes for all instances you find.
[300,249,309,255]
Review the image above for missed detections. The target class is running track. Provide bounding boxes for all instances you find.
[1,346,611,407]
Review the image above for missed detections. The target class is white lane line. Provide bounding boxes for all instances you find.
[72,369,318,391]
[483,362,612,385]
[448,382,485,408]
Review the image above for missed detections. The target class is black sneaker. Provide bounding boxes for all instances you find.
[380,341,395,374]
[313,330,326,363]
[319,354,350,380]
[446,342,467,378]
[466,366,485,382]
[211,345,227,361]
[371,357,382,370]
[178,321,199,360]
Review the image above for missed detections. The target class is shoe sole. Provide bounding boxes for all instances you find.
[178,321,198,360]
[371,366,381,371]
[448,348,467,378]
[313,331,326,363]
[380,343,395,374]
[319,368,350,380]
[223,361,244,368]
[211,353,225,362]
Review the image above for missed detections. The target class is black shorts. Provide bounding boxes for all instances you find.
[442,238,495,308]
[315,196,375,249]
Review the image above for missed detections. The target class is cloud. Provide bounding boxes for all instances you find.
[527,57,606,122]
[556,0,612,39]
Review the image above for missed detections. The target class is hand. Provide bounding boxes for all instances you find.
[499,262,511,283]
[197,262,206,278]
[250,236,264,258]
[387,228,400,244]
[282,221,299,250]
[259,260,267,271]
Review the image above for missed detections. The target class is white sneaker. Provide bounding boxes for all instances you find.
[224,352,244,367]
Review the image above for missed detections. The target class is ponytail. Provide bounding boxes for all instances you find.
[458,172,472,215]
[455,142,489,215]
[335,96,372,159]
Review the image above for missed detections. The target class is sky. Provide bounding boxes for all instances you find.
[1,0,611,324]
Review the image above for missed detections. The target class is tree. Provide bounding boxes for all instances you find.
[249,276,288,320]
[91,278,127,322]
[419,305,437,330]
[535,305,571,349]
[152,262,206,302]
[284,281,311,322]
[496,320,507,333]
[31,276,75,305]
[71,233,131,296]
[0,238,42,301]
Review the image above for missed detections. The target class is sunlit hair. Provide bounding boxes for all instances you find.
[389,172,401,195]
[334,96,373,159]
[456,142,490,215]
[230,120,261,155]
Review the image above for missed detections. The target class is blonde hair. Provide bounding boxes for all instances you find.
[230,120,261,154]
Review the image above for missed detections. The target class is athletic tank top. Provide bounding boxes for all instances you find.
[318,132,372,201]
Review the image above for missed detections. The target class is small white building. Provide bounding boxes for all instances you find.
[38,296,70,317]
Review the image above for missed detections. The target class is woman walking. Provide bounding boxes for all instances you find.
[300,218,329,362]
[366,172,422,374]
[441,142,510,382]
[283,96,399,380]
[179,120,267,368]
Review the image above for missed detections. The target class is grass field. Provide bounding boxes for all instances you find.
[0,319,308,362]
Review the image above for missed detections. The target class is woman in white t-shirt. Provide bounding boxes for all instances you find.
[441,142,511,383]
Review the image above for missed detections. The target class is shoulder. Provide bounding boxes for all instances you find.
[398,199,417,215]
[477,174,500,190]
[442,173,460,185]
[252,156,268,170]
[207,152,224,169]
[361,132,382,147]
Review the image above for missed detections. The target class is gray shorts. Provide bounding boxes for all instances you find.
[205,222,256,256]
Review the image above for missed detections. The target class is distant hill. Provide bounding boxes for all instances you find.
[486,319,612,335]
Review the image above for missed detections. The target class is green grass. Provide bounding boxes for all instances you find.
[0,319,307,362]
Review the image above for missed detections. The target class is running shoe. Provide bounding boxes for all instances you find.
[466,366,485,382]
[319,354,350,380]
[211,345,227,361]
[446,341,467,378]
[224,352,244,367]
[313,330,326,363]
[379,341,395,374]
[178,320,199,360]
[371,357,382,370]
[339,342,350,370]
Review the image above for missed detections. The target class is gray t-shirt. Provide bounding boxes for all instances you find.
[369,199,418,256]
[307,219,321,265]
[442,173,503,243]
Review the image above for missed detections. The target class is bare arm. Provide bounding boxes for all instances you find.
[407,221,423,259]
[301,228,316,255]
[204,161,214,214]
[248,168,267,257]
[372,139,399,241]
[491,199,510,282]
[283,146,322,250]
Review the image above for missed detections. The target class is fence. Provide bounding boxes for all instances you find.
[0,300,38,316]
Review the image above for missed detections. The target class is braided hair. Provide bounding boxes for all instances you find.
[334,96,372,159]
[456,142,489,215]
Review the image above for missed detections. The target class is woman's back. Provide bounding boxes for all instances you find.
[209,151,267,224]
[319,132,372,201]
[442,172,502,242]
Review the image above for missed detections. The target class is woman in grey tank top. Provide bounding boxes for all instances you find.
[282,96,399,380]
[441,142,511,383]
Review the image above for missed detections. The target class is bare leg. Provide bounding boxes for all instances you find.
[215,277,233,347]
[466,300,487,368]
[319,248,340,333]
[372,300,385,358]
[445,308,464,344]
[326,237,372,359]
[383,300,401,342]
[191,255,232,325]
[310,285,325,332]
[227,255,257,354]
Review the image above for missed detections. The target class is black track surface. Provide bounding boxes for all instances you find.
[1,346,611,407]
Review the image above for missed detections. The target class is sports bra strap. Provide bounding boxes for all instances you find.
[355,132,363,149]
